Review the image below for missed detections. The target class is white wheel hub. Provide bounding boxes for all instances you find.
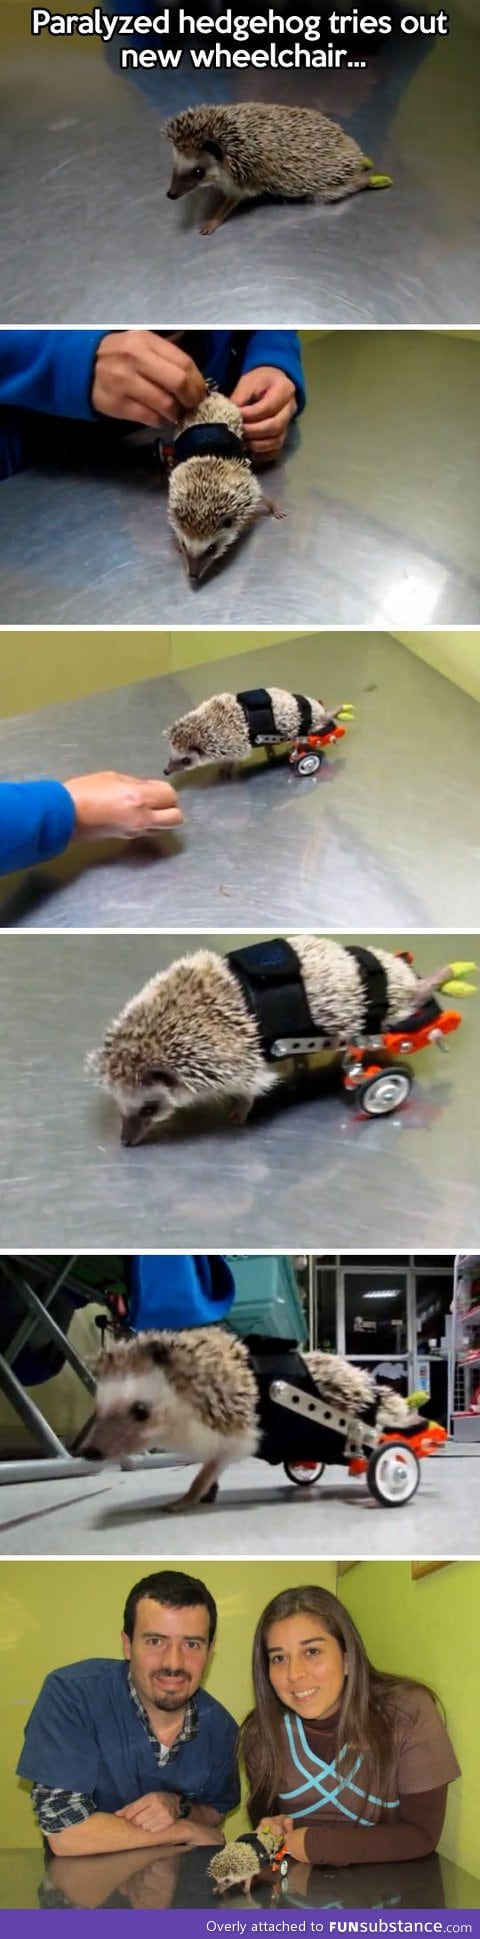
[362,1070,411,1114]
[372,1445,418,1502]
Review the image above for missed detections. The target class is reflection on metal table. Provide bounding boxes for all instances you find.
[1,631,480,931]
[1,334,479,626]
[0,933,478,1251]
[1,1845,478,1911]
[1,0,479,324]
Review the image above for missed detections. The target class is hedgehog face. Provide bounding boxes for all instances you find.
[166,139,226,202]
[168,459,262,583]
[164,715,206,774]
[88,1045,195,1146]
[81,1356,175,1459]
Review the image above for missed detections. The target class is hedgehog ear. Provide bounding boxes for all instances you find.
[148,1341,171,1367]
[203,138,224,162]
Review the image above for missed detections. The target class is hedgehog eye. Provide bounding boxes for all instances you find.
[223,517,233,530]
[130,1401,151,1422]
[193,166,204,180]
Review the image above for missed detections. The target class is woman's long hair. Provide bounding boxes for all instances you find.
[239,1585,441,1824]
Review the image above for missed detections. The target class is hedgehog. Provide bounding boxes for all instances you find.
[80,1324,420,1510]
[167,388,284,584]
[165,103,391,236]
[86,937,465,1149]
[164,687,337,773]
[208,1831,279,1894]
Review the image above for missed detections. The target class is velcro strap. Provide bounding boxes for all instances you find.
[293,693,313,735]
[227,938,317,1057]
[236,688,277,743]
[172,423,249,466]
[344,945,389,1036]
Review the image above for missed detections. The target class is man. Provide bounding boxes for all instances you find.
[0,328,305,479]
[17,1570,239,1855]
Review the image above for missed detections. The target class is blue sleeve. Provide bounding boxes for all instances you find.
[239,330,306,413]
[0,780,75,876]
[0,330,106,422]
[17,1674,100,1794]
[203,1717,240,1816]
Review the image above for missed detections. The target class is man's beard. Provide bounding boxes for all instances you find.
[150,1681,191,1712]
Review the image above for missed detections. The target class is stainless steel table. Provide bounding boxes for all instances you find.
[1,1845,479,1911]
[1,0,479,324]
[1,333,479,627]
[1,631,480,931]
[0,932,478,1250]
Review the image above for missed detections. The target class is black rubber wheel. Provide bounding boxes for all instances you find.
[367,1441,420,1506]
[284,1461,325,1486]
[357,1065,413,1117]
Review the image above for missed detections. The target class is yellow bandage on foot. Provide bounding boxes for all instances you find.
[449,960,477,976]
[362,155,373,167]
[442,980,477,998]
[339,704,355,719]
[369,173,393,189]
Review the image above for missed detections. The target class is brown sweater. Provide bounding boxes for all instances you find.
[276,1688,460,1868]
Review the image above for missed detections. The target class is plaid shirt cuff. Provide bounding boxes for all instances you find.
[32,1784,95,1833]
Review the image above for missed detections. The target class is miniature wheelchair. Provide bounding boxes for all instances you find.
[338,985,463,1119]
[248,1338,447,1509]
[288,717,347,775]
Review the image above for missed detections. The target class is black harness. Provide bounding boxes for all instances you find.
[171,423,250,467]
[226,938,397,1061]
[236,687,314,746]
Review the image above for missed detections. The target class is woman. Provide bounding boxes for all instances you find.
[239,1586,460,1868]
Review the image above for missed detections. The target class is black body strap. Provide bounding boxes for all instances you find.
[172,423,249,466]
[227,939,319,1057]
[236,688,277,743]
[237,689,313,745]
[293,693,313,734]
[344,945,389,1036]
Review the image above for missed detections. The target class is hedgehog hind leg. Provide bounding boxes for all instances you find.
[321,168,392,202]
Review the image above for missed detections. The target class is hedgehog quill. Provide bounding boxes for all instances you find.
[166,103,392,236]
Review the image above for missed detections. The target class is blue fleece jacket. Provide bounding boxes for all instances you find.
[0,329,306,479]
[0,779,75,877]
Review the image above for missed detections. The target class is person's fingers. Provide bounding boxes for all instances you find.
[242,393,296,428]
[120,383,183,427]
[131,335,206,412]
[129,806,184,831]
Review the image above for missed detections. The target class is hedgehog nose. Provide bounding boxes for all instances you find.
[187,555,203,584]
[121,1113,145,1148]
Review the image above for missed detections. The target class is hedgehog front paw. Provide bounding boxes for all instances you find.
[229,1096,253,1126]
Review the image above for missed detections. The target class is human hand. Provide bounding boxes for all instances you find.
[91,331,207,427]
[230,366,297,459]
[255,1815,294,1841]
[66,771,183,841]
[116,1792,181,1836]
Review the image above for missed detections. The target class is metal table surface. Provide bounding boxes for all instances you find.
[1,631,480,932]
[1,1845,478,1912]
[0,932,478,1251]
[1,1,479,325]
[1,1451,478,1561]
[1,333,479,628]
